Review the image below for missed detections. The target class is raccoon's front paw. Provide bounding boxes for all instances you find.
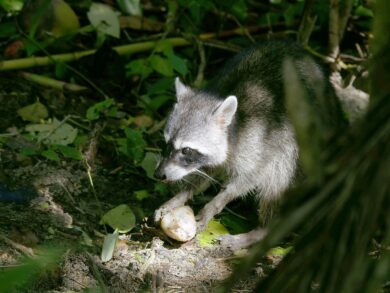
[217,234,246,251]
[154,206,172,223]
[196,220,208,233]
[195,209,214,233]
[195,215,211,233]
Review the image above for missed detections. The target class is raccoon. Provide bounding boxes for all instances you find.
[154,39,340,250]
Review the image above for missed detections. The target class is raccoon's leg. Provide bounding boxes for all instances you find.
[196,181,247,232]
[154,190,193,222]
[218,227,268,250]
[217,197,280,250]
[154,179,211,223]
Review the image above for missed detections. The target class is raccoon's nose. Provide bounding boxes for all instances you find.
[154,166,166,180]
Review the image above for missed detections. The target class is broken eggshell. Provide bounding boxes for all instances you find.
[160,206,196,242]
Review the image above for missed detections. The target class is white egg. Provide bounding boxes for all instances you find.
[160,206,196,242]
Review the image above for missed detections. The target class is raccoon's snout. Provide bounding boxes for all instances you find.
[154,163,167,180]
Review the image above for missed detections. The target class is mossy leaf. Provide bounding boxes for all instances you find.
[197,219,229,247]
[100,204,136,233]
[101,229,119,262]
[17,101,48,122]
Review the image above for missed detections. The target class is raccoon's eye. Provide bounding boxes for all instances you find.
[181,147,192,155]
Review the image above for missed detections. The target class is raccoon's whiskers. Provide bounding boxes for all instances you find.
[181,178,198,189]
[194,169,219,184]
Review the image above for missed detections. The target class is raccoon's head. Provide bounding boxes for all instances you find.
[155,78,237,182]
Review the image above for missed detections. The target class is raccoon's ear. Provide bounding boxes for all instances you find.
[175,77,191,100]
[214,95,237,127]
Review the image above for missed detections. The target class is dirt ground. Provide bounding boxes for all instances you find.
[0,161,271,292]
[0,79,270,292]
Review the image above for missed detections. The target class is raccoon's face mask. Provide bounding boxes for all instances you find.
[154,143,208,181]
[154,78,237,182]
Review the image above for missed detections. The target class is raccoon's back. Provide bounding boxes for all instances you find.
[205,39,341,127]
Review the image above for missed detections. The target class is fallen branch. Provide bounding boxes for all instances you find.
[0,25,294,72]
[20,72,88,92]
[0,37,192,71]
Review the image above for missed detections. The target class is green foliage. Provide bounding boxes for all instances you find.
[101,229,119,262]
[221,2,386,291]
[116,0,142,16]
[177,0,214,26]
[86,98,114,120]
[0,21,17,37]
[0,1,381,290]
[220,213,253,234]
[0,246,64,292]
[150,54,174,77]
[197,219,229,247]
[10,98,85,162]
[140,152,159,179]
[18,115,83,161]
[126,58,154,79]
[126,42,188,80]
[26,118,78,145]
[117,128,146,163]
[267,246,292,258]
[100,204,136,233]
[17,101,49,122]
[41,148,60,161]
[0,0,23,12]
[56,144,83,160]
[134,189,149,200]
[40,145,83,161]
[87,3,120,38]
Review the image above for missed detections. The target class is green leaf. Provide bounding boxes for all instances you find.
[100,204,136,233]
[267,246,293,257]
[0,246,64,292]
[187,2,203,24]
[146,78,173,95]
[26,118,78,146]
[118,128,146,162]
[56,145,83,160]
[220,214,252,234]
[0,21,18,38]
[283,3,304,26]
[46,123,78,146]
[87,3,120,38]
[149,95,172,111]
[19,147,38,156]
[155,40,174,55]
[17,101,49,123]
[0,0,23,12]
[355,5,374,17]
[166,53,188,76]
[101,229,119,262]
[116,0,142,16]
[41,149,60,161]
[126,58,153,79]
[73,135,88,147]
[54,63,68,80]
[140,152,159,178]
[230,0,248,21]
[86,99,114,120]
[154,182,168,195]
[134,190,149,201]
[197,219,229,247]
[149,55,174,77]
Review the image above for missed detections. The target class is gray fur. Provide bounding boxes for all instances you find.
[154,39,336,250]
